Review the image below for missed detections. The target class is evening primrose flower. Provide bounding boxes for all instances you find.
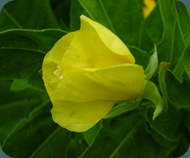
[142,0,156,18]
[42,15,146,132]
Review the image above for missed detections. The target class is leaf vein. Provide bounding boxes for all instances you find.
[97,0,116,33]
[109,120,143,158]
[2,9,23,29]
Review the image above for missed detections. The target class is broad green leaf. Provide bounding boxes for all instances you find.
[0,79,56,158]
[128,45,150,69]
[0,29,66,54]
[0,80,46,144]
[140,4,163,51]
[80,111,183,158]
[185,49,190,79]
[104,101,138,119]
[183,110,190,134]
[157,0,189,82]
[175,1,190,81]
[0,79,13,105]
[2,101,56,158]
[175,1,190,46]
[83,122,102,146]
[64,133,88,158]
[50,0,71,30]
[70,0,144,46]
[0,79,70,158]
[10,79,31,92]
[28,127,71,158]
[175,2,190,80]
[166,71,190,110]
[145,102,186,157]
[146,103,182,145]
[0,29,65,89]
[80,112,145,158]
[0,0,58,30]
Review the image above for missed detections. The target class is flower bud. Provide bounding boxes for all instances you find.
[42,15,145,132]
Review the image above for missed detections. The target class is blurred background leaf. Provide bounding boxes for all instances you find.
[50,0,71,30]
[157,0,190,82]
[0,0,59,30]
[80,111,178,158]
[0,29,65,89]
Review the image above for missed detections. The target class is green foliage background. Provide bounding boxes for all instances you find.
[0,0,190,157]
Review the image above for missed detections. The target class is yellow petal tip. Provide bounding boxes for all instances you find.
[80,15,87,20]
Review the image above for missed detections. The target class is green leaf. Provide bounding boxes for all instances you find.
[145,45,158,80]
[0,80,46,144]
[185,49,190,79]
[83,122,102,146]
[140,4,163,51]
[0,0,59,30]
[80,112,144,158]
[70,0,143,46]
[158,62,169,111]
[104,101,138,119]
[175,1,190,46]
[146,103,182,143]
[166,71,190,110]
[28,127,71,158]
[145,102,183,157]
[140,81,163,120]
[128,45,150,69]
[50,0,71,30]
[175,2,190,81]
[157,0,190,82]
[0,79,57,158]
[0,29,65,89]
[80,111,181,158]
[0,80,71,158]
[2,102,57,158]
[10,79,30,92]
[0,29,66,54]
[65,133,87,158]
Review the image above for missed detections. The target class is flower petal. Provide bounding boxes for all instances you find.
[52,64,145,102]
[44,16,135,74]
[142,0,156,18]
[80,15,135,63]
[42,33,75,94]
[51,100,115,132]
[42,16,146,133]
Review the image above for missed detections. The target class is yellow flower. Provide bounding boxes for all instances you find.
[42,15,146,132]
[142,0,156,18]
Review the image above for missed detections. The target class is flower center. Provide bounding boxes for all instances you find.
[53,65,64,80]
